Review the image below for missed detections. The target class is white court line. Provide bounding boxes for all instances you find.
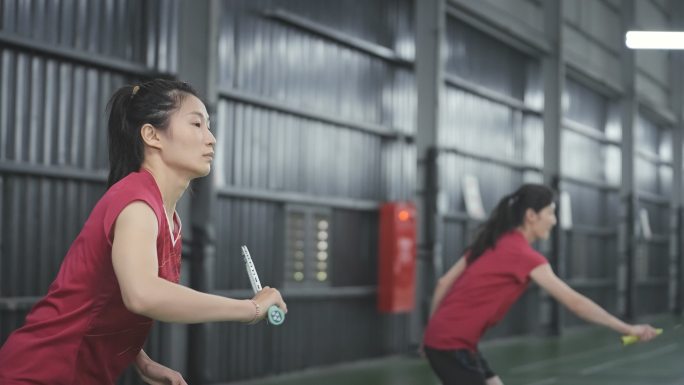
[510,344,618,373]
[523,377,558,385]
[579,343,679,375]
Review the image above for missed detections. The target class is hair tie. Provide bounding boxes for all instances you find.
[131,85,140,96]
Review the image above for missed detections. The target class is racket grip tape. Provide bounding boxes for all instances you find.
[622,328,662,345]
[267,305,285,326]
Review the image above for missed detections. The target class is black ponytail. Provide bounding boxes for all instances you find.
[465,184,554,264]
[106,79,198,187]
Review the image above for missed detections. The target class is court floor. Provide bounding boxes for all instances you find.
[231,314,684,385]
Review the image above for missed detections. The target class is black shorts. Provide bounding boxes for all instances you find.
[424,346,496,385]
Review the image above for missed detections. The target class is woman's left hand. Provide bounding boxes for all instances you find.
[135,351,188,385]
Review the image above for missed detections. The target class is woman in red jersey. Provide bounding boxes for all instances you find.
[423,184,658,385]
[0,79,287,385]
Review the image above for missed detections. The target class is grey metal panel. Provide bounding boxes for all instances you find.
[563,27,622,93]
[636,114,672,196]
[634,0,670,106]
[101,0,114,57]
[474,0,544,38]
[216,100,384,201]
[564,183,612,229]
[0,49,16,160]
[0,0,171,66]
[447,0,548,55]
[0,176,105,297]
[157,0,170,73]
[145,0,158,69]
[634,282,669,314]
[329,209,378,287]
[1,0,16,32]
[383,140,416,201]
[221,0,412,132]
[392,67,417,134]
[562,130,604,182]
[442,87,518,156]
[523,114,544,167]
[640,200,670,234]
[565,78,607,130]
[28,56,43,164]
[559,76,619,326]
[275,0,413,51]
[213,199,281,291]
[445,18,527,100]
[563,0,620,50]
[441,219,466,267]
[636,0,669,28]
[15,52,28,162]
[0,309,31,345]
[74,0,87,52]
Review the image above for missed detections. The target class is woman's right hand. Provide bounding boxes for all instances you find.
[251,286,287,322]
[625,324,660,342]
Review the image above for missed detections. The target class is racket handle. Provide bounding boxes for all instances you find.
[622,328,662,345]
[267,305,285,326]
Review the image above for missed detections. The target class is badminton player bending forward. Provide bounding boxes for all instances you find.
[423,184,658,385]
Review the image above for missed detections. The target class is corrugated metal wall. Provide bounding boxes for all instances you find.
[1,0,684,384]
[634,112,672,315]
[559,77,620,326]
[201,0,416,382]
[631,0,674,318]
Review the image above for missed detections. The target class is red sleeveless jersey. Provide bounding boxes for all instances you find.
[0,170,182,384]
[423,231,547,351]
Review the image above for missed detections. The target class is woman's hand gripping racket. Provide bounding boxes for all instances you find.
[621,324,666,345]
[622,329,662,345]
[241,245,286,326]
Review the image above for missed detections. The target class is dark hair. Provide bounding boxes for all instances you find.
[106,78,198,187]
[465,184,554,264]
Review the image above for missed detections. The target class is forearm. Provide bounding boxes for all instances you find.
[429,258,466,317]
[568,295,631,335]
[429,282,450,317]
[532,264,634,336]
[126,278,255,323]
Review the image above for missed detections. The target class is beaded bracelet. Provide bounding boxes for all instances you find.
[248,300,261,324]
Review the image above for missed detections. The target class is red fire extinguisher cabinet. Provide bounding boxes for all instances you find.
[377,202,416,313]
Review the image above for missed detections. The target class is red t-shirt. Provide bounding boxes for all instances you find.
[423,230,547,351]
[0,170,182,385]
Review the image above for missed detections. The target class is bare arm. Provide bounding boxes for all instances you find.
[530,264,657,340]
[112,202,287,323]
[429,257,467,317]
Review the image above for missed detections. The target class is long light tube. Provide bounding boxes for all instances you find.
[626,31,684,49]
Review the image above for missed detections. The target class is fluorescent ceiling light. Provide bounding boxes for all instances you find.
[625,31,684,49]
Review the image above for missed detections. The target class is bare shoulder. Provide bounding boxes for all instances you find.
[114,201,158,237]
